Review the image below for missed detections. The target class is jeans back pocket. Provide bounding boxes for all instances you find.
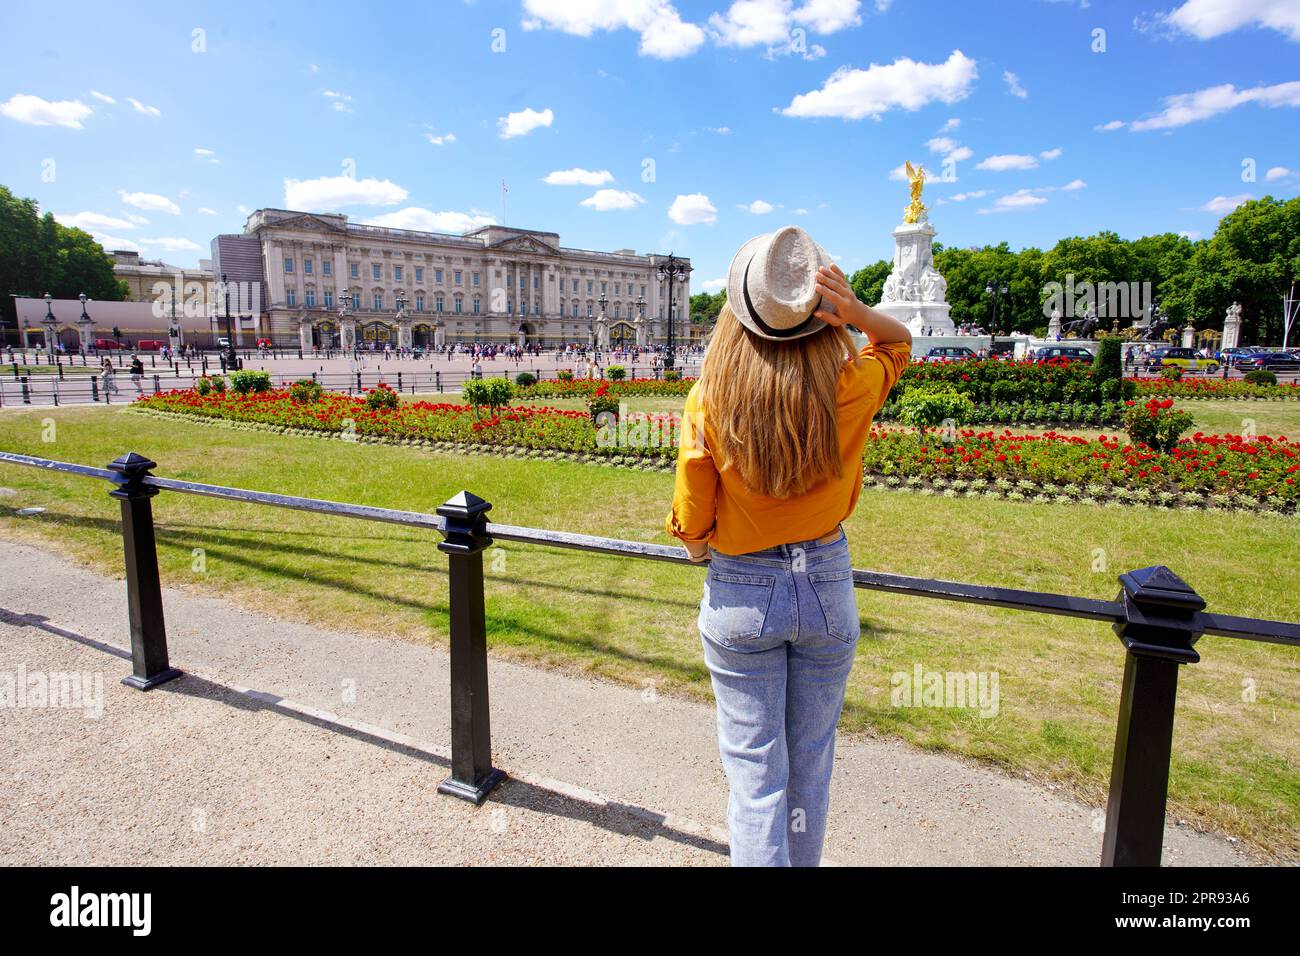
[808,567,861,644]
[699,569,776,647]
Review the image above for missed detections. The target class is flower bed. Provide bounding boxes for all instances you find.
[513,377,694,399]
[877,399,1126,428]
[893,357,1133,405]
[132,386,1300,513]
[861,426,1299,512]
[1129,377,1300,400]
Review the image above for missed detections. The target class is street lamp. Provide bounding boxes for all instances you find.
[220,273,238,369]
[657,254,689,369]
[984,278,1008,335]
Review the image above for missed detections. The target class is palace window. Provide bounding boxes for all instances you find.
[286,288,296,306]
[284,257,294,273]
[373,291,383,311]
[533,301,539,315]
[324,290,334,309]
[323,260,332,276]
[394,265,403,282]
[436,295,444,313]
[305,288,316,307]
[372,264,382,280]
[435,269,443,284]
[415,294,425,312]
[304,259,314,275]
[587,280,593,294]
[601,281,607,294]
[587,303,593,317]
[472,272,480,287]
[350,263,359,279]
[473,297,481,314]
[415,267,423,283]
[614,283,620,295]
[518,275,525,289]
[454,296,463,314]
[454,270,462,285]
[559,302,565,317]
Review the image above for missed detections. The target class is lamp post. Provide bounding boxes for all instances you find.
[657,254,689,369]
[43,293,58,359]
[984,278,1008,335]
[220,273,238,370]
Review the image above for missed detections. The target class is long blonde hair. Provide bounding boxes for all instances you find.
[697,302,855,499]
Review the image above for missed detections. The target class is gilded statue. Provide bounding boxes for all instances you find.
[903,161,927,224]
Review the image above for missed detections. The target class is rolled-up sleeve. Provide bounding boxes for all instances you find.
[855,338,912,413]
[665,384,719,544]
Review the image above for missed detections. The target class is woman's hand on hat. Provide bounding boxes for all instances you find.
[814,264,866,329]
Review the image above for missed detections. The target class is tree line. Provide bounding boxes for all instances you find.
[0,184,130,332]
[690,195,1299,345]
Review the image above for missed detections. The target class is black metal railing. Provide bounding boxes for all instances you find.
[0,448,1296,865]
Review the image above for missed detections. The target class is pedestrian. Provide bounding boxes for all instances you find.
[100,358,119,398]
[665,226,911,867]
[129,354,144,393]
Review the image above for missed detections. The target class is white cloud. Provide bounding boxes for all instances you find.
[707,125,732,134]
[94,234,139,252]
[1162,0,1300,42]
[123,213,149,224]
[668,193,717,224]
[979,189,1049,214]
[521,0,707,59]
[1265,165,1292,181]
[322,90,353,113]
[793,207,809,214]
[498,106,554,138]
[781,49,978,120]
[55,212,139,232]
[580,188,646,210]
[118,190,181,215]
[710,0,864,47]
[740,199,776,214]
[1039,146,1063,160]
[1003,70,1028,99]
[363,207,497,233]
[950,190,990,201]
[0,94,93,129]
[424,131,456,145]
[976,153,1039,171]
[1130,80,1300,131]
[283,175,409,210]
[141,237,201,252]
[701,277,727,292]
[89,90,115,105]
[197,207,218,215]
[926,136,958,154]
[1180,230,1202,240]
[945,146,973,163]
[193,147,215,156]
[939,117,960,133]
[544,167,614,186]
[1061,178,1087,191]
[1095,119,1126,131]
[127,97,161,117]
[1200,193,1253,214]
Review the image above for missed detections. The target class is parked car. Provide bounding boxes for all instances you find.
[94,338,125,350]
[217,337,231,348]
[1146,346,1219,373]
[1234,351,1300,371]
[923,346,977,362]
[1217,346,1268,367]
[136,339,167,351]
[1030,345,1095,363]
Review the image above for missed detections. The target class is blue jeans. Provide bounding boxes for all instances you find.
[698,528,860,866]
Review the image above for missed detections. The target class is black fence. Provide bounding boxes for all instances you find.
[1,448,1295,865]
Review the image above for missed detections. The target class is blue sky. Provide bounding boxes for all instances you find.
[1,0,1298,289]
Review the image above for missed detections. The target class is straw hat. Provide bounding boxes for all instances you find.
[726,225,836,340]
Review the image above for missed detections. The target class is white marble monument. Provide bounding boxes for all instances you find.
[1222,302,1242,351]
[873,161,955,336]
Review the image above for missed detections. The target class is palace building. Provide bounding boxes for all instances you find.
[211,209,693,350]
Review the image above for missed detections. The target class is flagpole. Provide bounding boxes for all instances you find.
[501,179,507,225]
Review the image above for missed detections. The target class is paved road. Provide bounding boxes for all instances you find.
[0,540,1264,866]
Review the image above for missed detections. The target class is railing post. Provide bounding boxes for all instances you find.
[1101,565,1204,866]
[435,490,506,804]
[107,452,182,690]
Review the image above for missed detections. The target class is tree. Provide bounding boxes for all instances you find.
[0,184,128,334]
[689,289,726,324]
[849,259,891,307]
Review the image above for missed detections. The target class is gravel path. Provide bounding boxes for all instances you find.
[0,540,1262,866]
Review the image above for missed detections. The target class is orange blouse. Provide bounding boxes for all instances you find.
[665,338,912,555]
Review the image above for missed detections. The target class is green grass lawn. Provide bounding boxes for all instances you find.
[1,402,1297,860]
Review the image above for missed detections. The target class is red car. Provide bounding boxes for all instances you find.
[136,340,167,351]
[94,338,125,350]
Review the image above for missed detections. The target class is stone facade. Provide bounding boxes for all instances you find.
[112,250,215,310]
[222,209,692,348]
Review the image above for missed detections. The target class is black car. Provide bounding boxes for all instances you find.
[1031,345,1095,363]
[1235,351,1300,371]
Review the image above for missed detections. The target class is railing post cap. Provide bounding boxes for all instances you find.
[437,489,491,521]
[1118,565,1205,613]
[107,452,157,476]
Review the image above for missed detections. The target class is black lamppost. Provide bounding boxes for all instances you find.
[657,254,689,369]
[985,278,1008,335]
[220,273,238,369]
